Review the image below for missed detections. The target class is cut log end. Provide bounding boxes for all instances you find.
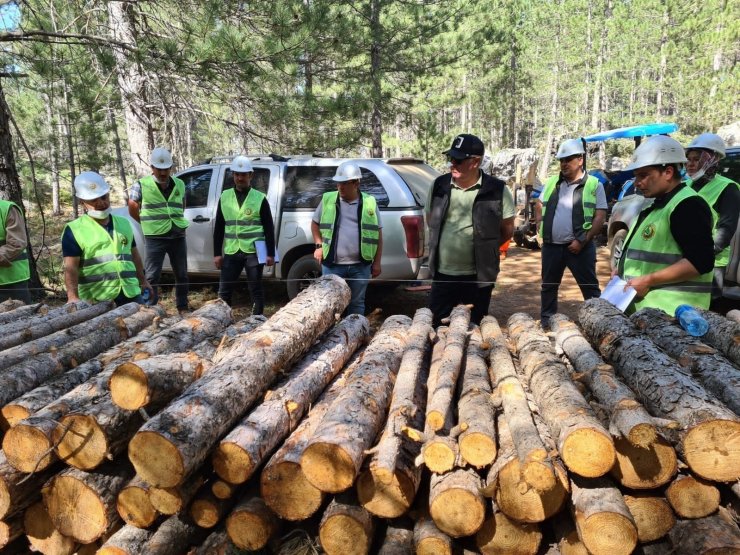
[226,510,274,551]
[212,441,255,485]
[417,538,452,555]
[301,442,356,493]
[522,460,558,493]
[666,474,720,519]
[45,475,108,543]
[627,422,658,449]
[117,485,157,528]
[476,513,542,555]
[148,485,188,516]
[190,498,220,529]
[53,414,108,470]
[422,439,457,474]
[2,424,55,473]
[497,459,567,523]
[459,432,497,469]
[320,514,373,555]
[577,512,638,555]
[261,461,324,521]
[426,411,445,433]
[356,468,416,518]
[683,419,740,482]
[561,427,615,478]
[610,436,677,489]
[0,405,30,430]
[623,495,676,543]
[109,363,149,410]
[24,501,76,555]
[128,431,184,488]
[430,488,486,538]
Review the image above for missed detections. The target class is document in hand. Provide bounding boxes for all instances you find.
[255,241,279,264]
[600,275,637,312]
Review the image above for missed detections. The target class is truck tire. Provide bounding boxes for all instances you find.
[609,229,628,269]
[286,254,322,299]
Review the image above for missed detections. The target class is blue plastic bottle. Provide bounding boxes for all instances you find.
[674,304,709,337]
[141,288,151,306]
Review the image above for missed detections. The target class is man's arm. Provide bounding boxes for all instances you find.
[132,247,153,298]
[371,229,382,278]
[311,220,323,264]
[712,184,740,253]
[534,200,543,230]
[127,199,141,223]
[63,256,82,303]
[0,207,28,267]
[500,217,515,244]
[586,209,607,242]
[627,259,701,299]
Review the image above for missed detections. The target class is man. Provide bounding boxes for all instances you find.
[0,197,31,304]
[685,133,740,304]
[63,172,152,304]
[616,135,714,314]
[536,138,607,327]
[213,156,275,314]
[426,133,515,327]
[127,147,190,314]
[311,160,382,315]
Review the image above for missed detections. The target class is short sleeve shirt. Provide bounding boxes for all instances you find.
[550,176,607,244]
[312,195,383,265]
[129,177,186,239]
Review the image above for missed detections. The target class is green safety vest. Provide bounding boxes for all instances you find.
[692,174,739,267]
[619,185,712,314]
[139,175,189,236]
[0,200,30,285]
[538,174,599,241]
[319,192,379,263]
[220,187,266,255]
[64,215,141,302]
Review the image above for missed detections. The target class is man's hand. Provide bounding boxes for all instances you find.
[265,256,275,267]
[313,247,323,264]
[626,274,652,298]
[66,295,81,304]
[214,256,223,270]
[371,260,382,278]
[140,279,154,300]
[567,239,584,254]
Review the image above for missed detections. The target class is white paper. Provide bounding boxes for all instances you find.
[600,275,637,312]
[255,241,279,264]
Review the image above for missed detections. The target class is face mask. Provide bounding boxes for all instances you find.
[87,208,110,219]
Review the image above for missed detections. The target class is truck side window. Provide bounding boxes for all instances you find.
[283,166,390,209]
[180,169,213,208]
[223,168,270,194]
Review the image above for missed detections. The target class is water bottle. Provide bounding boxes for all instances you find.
[141,288,151,306]
[674,304,709,337]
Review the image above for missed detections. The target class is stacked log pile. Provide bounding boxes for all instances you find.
[0,283,737,553]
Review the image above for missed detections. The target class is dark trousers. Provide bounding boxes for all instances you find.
[540,241,600,320]
[429,272,494,327]
[218,252,265,315]
[145,235,189,310]
[0,280,31,304]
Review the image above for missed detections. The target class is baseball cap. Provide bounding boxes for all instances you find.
[443,134,484,159]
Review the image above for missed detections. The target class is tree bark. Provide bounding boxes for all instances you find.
[508,312,615,478]
[116,476,158,529]
[578,298,740,482]
[225,495,278,552]
[24,501,76,555]
[148,472,205,516]
[696,308,740,366]
[610,435,677,489]
[665,472,720,519]
[356,308,432,518]
[667,514,740,554]
[301,315,411,493]
[191,527,233,555]
[476,502,542,555]
[550,313,662,448]
[144,513,206,554]
[98,524,153,555]
[0,450,58,520]
[630,307,740,414]
[129,275,351,488]
[377,522,413,555]
[414,512,452,555]
[319,492,374,555]
[0,299,26,315]
[429,468,485,538]
[43,461,133,543]
[213,314,369,484]
[623,494,675,543]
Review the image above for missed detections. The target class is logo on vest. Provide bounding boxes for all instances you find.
[245,208,253,216]
[120,236,128,246]
[641,224,656,240]
[367,208,375,217]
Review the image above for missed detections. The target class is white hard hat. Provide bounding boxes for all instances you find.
[686,133,726,158]
[74,171,111,200]
[625,135,687,171]
[230,155,254,173]
[150,147,173,169]
[556,138,585,159]
[332,161,362,182]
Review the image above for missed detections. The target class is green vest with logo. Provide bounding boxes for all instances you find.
[538,174,599,241]
[619,185,712,314]
[0,200,30,285]
[139,175,189,236]
[692,174,739,267]
[319,192,379,263]
[64,215,141,302]
[220,188,266,255]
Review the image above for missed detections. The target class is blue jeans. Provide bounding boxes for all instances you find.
[144,235,189,310]
[322,263,371,315]
[540,241,600,320]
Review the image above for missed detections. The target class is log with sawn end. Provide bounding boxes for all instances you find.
[623,494,676,543]
[148,471,205,516]
[116,476,158,529]
[319,491,374,555]
[225,495,278,552]
[665,472,720,519]
[475,501,542,555]
[414,511,452,555]
[610,435,677,489]
[0,450,59,520]
[429,468,486,538]
[24,501,76,555]
[697,307,740,366]
[97,525,153,555]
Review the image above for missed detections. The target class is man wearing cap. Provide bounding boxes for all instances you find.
[616,135,714,314]
[127,147,190,313]
[535,138,607,327]
[213,156,275,315]
[685,133,740,304]
[311,160,382,316]
[64,172,152,305]
[0,198,31,304]
[426,133,515,327]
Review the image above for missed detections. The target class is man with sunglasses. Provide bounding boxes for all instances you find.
[426,133,515,327]
[535,138,607,328]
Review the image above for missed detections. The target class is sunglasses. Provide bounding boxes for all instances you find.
[448,155,472,165]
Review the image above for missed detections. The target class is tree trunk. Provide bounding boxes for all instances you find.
[0,300,39,320]
[476,502,542,555]
[0,451,59,520]
[191,527,232,555]
[610,435,677,489]
[696,308,740,366]
[623,494,675,543]
[129,276,351,488]
[144,513,205,554]
[668,514,740,554]
[116,477,158,529]
[211,479,237,500]
[429,468,485,538]
[508,313,615,478]
[369,0,383,159]
[578,299,740,483]
[24,501,76,555]
[550,314,662,448]
[43,461,133,544]
[260,353,363,521]
[108,107,129,202]
[356,308,432,518]
[481,316,559,493]
[98,525,153,555]
[378,523,413,555]
[301,315,410,493]
[319,492,374,555]
[569,475,638,555]
[414,512,452,555]
[148,472,205,516]
[665,472,720,519]
[189,487,230,529]
[457,327,497,468]
[225,495,278,552]
[630,307,740,414]
[426,306,470,432]
[213,314,369,485]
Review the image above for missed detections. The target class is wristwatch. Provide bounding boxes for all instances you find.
[314,243,323,249]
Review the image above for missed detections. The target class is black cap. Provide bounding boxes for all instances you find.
[443,134,484,158]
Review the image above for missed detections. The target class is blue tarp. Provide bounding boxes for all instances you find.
[583,123,679,143]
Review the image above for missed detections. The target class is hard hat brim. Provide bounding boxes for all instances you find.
[151,162,173,170]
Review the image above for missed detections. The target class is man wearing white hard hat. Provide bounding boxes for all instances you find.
[213,156,275,314]
[536,138,607,328]
[127,147,190,314]
[0,195,31,304]
[311,160,382,315]
[63,172,152,305]
[616,135,714,314]
[685,133,740,304]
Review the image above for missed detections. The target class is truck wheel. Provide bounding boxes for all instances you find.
[286,255,321,299]
[610,229,627,269]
